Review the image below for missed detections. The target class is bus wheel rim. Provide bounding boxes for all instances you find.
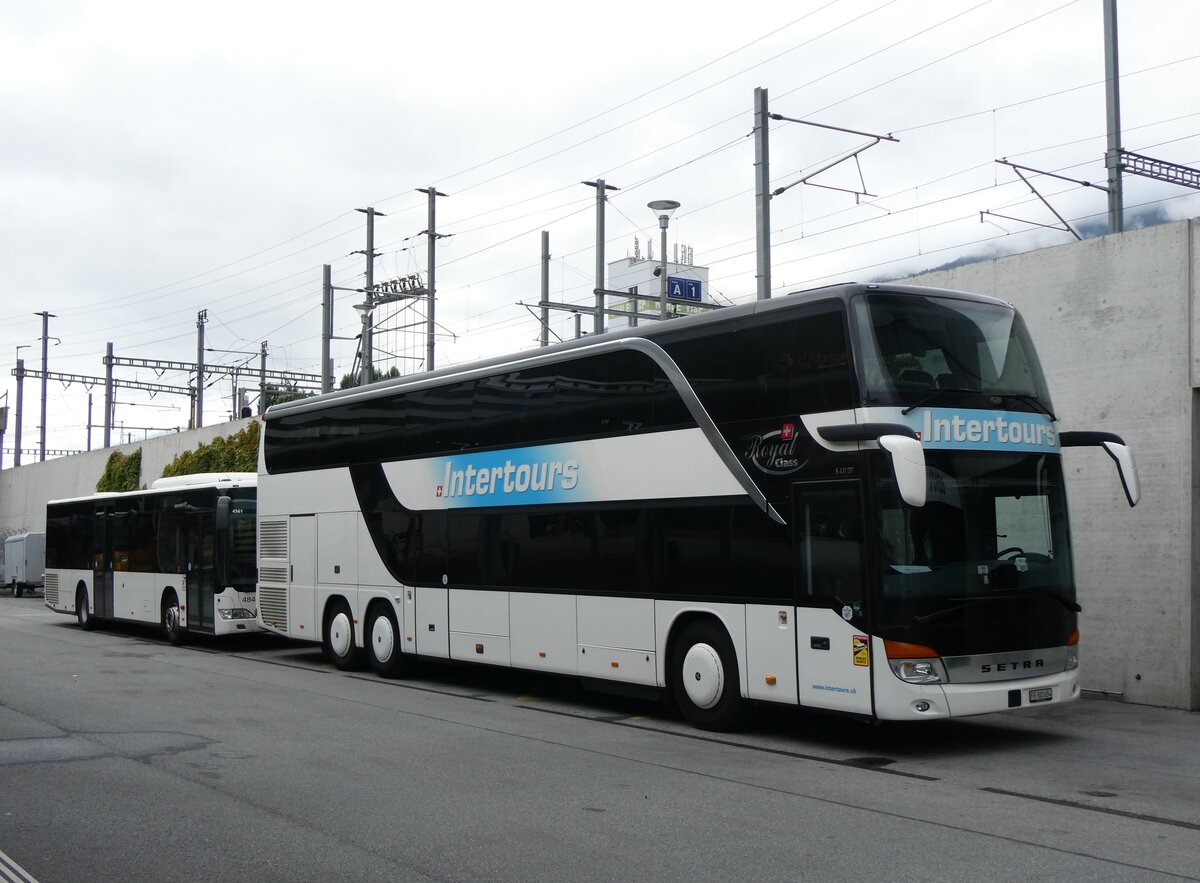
[329,612,353,658]
[371,614,395,664]
[682,643,724,710]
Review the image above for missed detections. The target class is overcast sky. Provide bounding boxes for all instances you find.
[3,0,1198,468]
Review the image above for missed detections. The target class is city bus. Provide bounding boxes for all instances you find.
[255,283,1138,729]
[45,473,260,641]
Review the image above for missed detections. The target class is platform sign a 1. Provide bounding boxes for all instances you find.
[667,276,702,302]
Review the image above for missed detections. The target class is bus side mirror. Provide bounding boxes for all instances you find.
[818,422,927,508]
[215,496,232,531]
[880,435,927,508]
[1060,431,1140,507]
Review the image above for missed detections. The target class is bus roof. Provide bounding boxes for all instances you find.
[47,472,257,507]
[264,282,1013,421]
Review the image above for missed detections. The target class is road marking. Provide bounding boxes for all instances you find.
[0,847,38,883]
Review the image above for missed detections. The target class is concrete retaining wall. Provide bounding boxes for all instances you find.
[0,417,255,534]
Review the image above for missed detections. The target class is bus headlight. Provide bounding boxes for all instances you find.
[218,608,256,620]
[889,658,947,684]
[884,640,946,684]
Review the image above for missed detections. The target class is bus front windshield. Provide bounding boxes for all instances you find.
[876,451,1075,629]
[851,293,1053,411]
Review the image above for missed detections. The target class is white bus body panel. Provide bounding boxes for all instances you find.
[796,609,873,715]
[289,516,317,640]
[415,586,449,658]
[114,571,159,622]
[579,596,656,685]
[744,604,798,704]
[510,592,577,675]
[317,512,358,587]
[44,568,91,615]
[449,588,510,666]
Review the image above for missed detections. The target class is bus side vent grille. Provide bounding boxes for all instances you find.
[259,566,288,584]
[259,519,288,559]
[44,572,59,605]
[257,585,289,633]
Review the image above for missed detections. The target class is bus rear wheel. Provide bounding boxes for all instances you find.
[670,620,744,732]
[76,587,95,631]
[365,604,410,679]
[323,601,360,671]
[161,592,184,646]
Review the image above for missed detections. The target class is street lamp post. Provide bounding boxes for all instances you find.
[648,200,680,319]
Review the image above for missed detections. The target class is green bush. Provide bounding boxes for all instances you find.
[96,448,142,492]
[161,421,260,478]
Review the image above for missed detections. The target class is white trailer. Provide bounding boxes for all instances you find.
[4,532,46,597]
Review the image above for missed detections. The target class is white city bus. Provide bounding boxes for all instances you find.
[45,473,260,641]
[256,284,1138,729]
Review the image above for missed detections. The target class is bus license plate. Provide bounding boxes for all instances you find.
[1028,688,1053,703]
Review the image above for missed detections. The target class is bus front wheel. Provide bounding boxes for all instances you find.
[669,620,744,732]
[76,587,95,631]
[365,604,410,679]
[323,601,360,671]
[161,592,184,646]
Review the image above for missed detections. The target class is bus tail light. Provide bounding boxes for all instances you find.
[884,640,947,685]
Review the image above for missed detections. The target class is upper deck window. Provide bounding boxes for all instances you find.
[850,293,1052,411]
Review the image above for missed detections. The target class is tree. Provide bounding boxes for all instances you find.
[339,366,400,390]
[263,382,309,408]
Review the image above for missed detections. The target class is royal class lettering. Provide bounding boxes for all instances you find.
[921,409,1058,452]
[746,430,805,475]
[440,459,579,498]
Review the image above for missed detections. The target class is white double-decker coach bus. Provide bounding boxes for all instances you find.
[45,473,260,641]
[256,283,1138,730]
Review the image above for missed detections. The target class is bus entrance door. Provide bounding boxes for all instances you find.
[792,481,873,716]
[186,513,215,632]
[93,504,115,619]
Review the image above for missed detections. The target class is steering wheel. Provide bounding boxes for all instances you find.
[996,547,1025,558]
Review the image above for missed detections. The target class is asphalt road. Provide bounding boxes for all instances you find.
[1,591,1197,882]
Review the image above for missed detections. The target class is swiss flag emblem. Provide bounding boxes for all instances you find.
[436,486,443,498]
[781,423,795,441]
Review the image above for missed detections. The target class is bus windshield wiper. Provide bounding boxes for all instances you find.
[985,585,1080,612]
[911,586,1079,624]
[911,600,973,624]
[994,392,1057,421]
[900,387,982,415]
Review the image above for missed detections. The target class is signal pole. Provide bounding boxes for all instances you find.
[583,179,619,334]
[14,344,28,466]
[36,311,55,461]
[417,187,447,372]
[259,341,268,415]
[355,207,385,384]
[754,87,772,301]
[195,310,207,428]
[1103,0,1124,233]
